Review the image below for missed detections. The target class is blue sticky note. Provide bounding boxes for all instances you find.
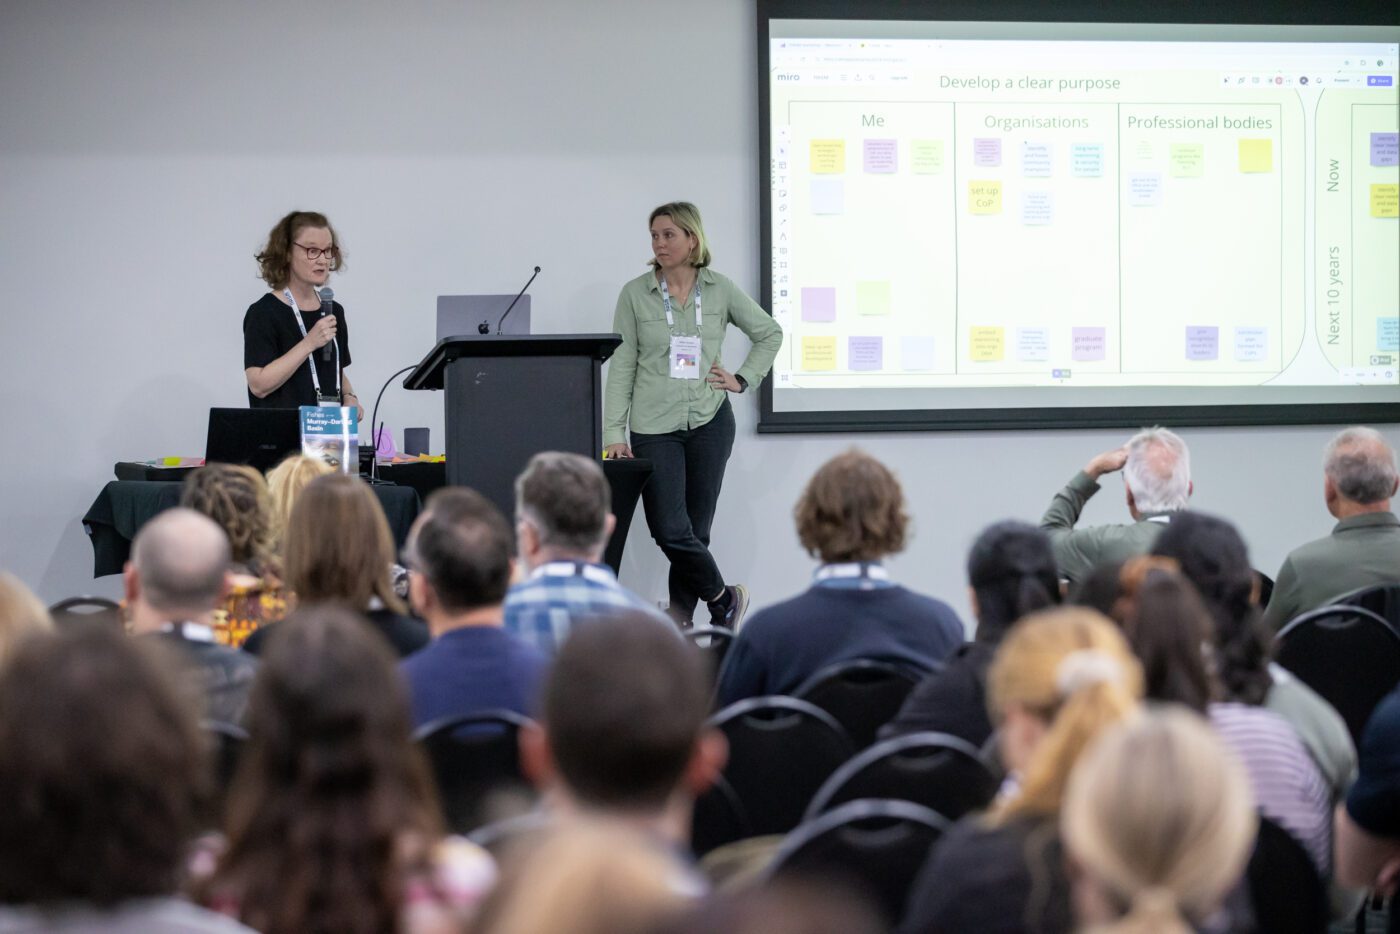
[1379,318,1400,353]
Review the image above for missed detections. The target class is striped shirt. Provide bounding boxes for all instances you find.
[1209,702,1333,873]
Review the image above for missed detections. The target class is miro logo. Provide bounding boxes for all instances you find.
[775,73,799,82]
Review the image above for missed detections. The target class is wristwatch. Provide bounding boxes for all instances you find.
[735,375,748,393]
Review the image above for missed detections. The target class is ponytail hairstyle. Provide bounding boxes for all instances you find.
[1113,557,1218,713]
[988,607,1144,821]
[1150,512,1271,705]
[967,520,1061,644]
[1061,708,1256,934]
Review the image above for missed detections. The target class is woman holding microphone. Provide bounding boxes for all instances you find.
[243,210,362,420]
[604,202,782,628]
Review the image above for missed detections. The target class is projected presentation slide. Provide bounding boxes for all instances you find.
[763,20,1400,428]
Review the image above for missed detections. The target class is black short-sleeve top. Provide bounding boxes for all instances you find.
[243,292,352,409]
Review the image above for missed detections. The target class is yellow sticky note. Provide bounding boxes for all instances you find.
[810,139,846,174]
[1170,143,1204,178]
[911,139,945,174]
[801,336,837,370]
[1238,138,1272,173]
[1373,184,1400,219]
[970,326,1005,362]
[856,280,892,316]
[968,180,1002,215]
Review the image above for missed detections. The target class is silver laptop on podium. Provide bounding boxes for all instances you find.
[436,294,532,340]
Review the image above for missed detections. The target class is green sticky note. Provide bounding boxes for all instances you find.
[856,280,892,316]
[1170,143,1204,178]
[911,139,945,174]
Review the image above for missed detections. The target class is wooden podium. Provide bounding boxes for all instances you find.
[403,334,622,518]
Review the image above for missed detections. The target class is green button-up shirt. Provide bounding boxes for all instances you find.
[604,267,783,446]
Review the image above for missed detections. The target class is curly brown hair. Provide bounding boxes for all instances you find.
[0,625,209,906]
[181,463,274,567]
[206,604,443,934]
[794,449,909,563]
[255,210,344,289]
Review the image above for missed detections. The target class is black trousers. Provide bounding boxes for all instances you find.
[630,397,736,624]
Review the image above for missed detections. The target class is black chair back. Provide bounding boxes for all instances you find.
[707,696,854,841]
[691,772,753,857]
[1275,604,1400,745]
[48,596,123,630]
[413,708,537,834]
[795,658,925,750]
[1333,581,1400,632]
[767,798,949,928]
[803,730,998,822]
[686,625,735,687]
[1245,816,1328,934]
[202,720,248,827]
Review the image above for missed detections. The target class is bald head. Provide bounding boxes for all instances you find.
[131,508,230,618]
[1325,427,1399,507]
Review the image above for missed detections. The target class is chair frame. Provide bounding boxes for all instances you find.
[802,729,993,822]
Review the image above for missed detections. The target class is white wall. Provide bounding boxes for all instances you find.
[1,0,1389,628]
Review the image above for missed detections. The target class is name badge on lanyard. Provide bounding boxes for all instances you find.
[284,288,341,405]
[660,275,703,381]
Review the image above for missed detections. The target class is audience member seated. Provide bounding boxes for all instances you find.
[263,453,332,555]
[400,488,548,727]
[520,614,725,857]
[243,473,428,658]
[883,520,1061,747]
[0,625,253,933]
[1061,708,1257,934]
[124,508,259,725]
[473,821,692,934]
[1263,426,1400,630]
[1040,427,1192,583]
[199,604,495,933]
[1336,685,1400,893]
[181,464,286,646]
[0,571,52,667]
[1152,513,1343,878]
[716,450,963,706]
[901,607,1144,934]
[504,451,672,653]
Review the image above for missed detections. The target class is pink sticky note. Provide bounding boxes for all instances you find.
[848,336,883,370]
[1186,326,1219,361]
[863,139,898,173]
[973,138,1002,167]
[1072,327,1106,362]
[802,287,837,323]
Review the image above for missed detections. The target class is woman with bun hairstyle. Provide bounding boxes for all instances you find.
[1060,708,1257,934]
[900,607,1144,934]
[883,520,1062,747]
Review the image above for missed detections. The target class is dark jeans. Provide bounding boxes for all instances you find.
[630,397,736,624]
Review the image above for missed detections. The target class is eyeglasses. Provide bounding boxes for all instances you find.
[294,242,340,261]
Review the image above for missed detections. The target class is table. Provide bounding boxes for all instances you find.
[83,480,421,577]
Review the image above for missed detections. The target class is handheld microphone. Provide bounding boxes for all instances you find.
[489,265,541,335]
[317,287,335,362]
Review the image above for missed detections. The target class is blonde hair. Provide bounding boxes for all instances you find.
[476,820,690,934]
[0,573,52,668]
[988,607,1144,821]
[1062,708,1257,934]
[265,455,334,553]
[648,202,712,268]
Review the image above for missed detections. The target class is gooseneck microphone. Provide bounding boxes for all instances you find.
[481,265,541,335]
[317,286,336,362]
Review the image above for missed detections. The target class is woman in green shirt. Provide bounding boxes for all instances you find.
[603,202,782,627]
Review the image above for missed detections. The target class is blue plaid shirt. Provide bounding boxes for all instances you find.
[503,561,674,654]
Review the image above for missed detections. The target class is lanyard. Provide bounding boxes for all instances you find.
[284,288,340,397]
[533,560,617,586]
[813,562,890,582]
[658,274,702,332]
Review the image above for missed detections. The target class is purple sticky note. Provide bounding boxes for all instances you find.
[1072,327,1106,362]
[864,138,898,173]
[801,287,837,323]
[1186,326,1219,361]
[1374,132,1400,168]
[973,138,1002,167]
[374,424,397,458]
[848,336,883,371]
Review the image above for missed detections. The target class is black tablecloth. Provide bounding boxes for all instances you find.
[83,480,422,577]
